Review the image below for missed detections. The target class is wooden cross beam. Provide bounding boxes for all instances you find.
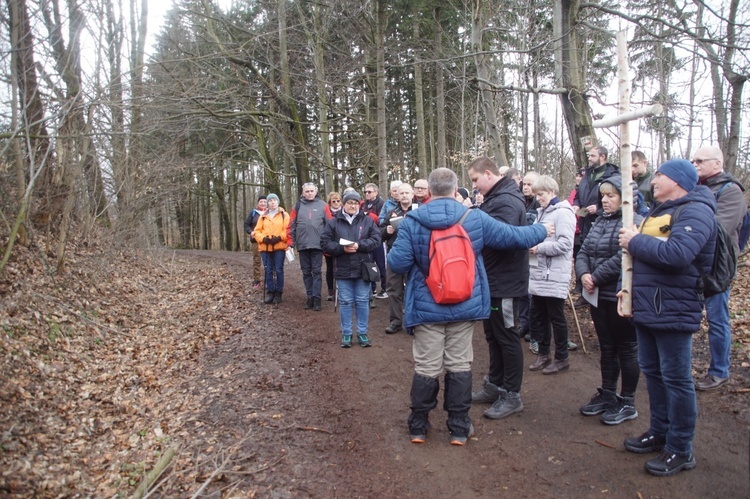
[592,30,663,316]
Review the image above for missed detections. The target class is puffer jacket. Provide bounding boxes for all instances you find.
[254,209,290,252]
[574,162,619,240]
[287,197,331,250]
[321,210,381,280]
[575,209,643,303]
[529,199,576,299]
[628,186,716,333]
[480,176,530,298]
[387,197,547,328]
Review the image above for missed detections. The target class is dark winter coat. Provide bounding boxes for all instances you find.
[380,204,416,250]
[480,176,530,298]
[321,210,381,280]
[386,197,547,328]
[288,197,331,251]
[627,186,717,333]
[244,208,264,243]
[575,210,643,303]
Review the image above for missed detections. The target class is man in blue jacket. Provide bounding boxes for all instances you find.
[618,159,716,477]
[387,167,551,446]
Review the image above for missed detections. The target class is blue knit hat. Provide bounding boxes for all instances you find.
[657,159,698,193]
[266,193,280,203]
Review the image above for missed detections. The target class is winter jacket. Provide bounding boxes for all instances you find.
[627,186,717,333]
[574,162,619,241]
[254,209,290,252]
[380,204,416,250]
[361,196,385,225]
[387,197,548,328]
[321,211,381,280]
[575,210,643,303]
[635,170,654,208]
[701,171,747,254]
[244,208,264,243]
[480,176,530,298]
[529,199,576,299]
[287,197,331,250]
[378,198,398,224]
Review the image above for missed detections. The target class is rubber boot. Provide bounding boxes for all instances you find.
[444,370,473,439]
[264,291,275,305]
[272,292,282,304]
[407,373,439,438]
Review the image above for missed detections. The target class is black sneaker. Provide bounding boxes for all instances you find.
[644,451,696,476]
[579,388,617,416]
[624,431,666,454]
[600,395,638,425]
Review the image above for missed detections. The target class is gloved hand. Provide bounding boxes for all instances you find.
[262,236,273,244]
[271,236,281,244]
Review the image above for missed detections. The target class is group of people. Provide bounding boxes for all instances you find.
[244,143,745,477]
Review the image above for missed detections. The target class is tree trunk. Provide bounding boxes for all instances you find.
[376,0,388,185]
[413,6,427,178]
[434,7,446,170]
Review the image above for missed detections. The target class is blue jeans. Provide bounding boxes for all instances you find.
[337,278,371,336]
[299,249,323,298]
[637,326,697,456]
[704,288,732,378]
[261,250,285,292]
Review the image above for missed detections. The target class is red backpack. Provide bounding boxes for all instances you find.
[426,209,476,304]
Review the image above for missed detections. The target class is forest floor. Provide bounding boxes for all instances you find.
[1,242,749,497]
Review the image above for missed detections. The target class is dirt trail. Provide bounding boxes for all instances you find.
[185,250,749,498]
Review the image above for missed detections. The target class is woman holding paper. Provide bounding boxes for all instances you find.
[321,191,381,348]
[575,175,643,425]
[254,193,290,305]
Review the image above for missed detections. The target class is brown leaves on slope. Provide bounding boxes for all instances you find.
[0,244,249,496]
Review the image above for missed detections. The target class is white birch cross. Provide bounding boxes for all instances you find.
[592,30,663,316]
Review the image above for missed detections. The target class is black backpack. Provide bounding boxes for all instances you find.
[674,204,737,298]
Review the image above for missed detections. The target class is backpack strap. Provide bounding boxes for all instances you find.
[456,208,471,227]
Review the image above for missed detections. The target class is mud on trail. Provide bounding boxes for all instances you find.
[1,247,748,497]
[187,250,749,498]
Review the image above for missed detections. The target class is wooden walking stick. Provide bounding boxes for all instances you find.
[568,292,588,354]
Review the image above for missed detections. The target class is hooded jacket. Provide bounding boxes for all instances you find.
[574,176,644,303]
[387,198,547,328]
[701,171,746,254]
[480,176,530,298]
[529,199,576,299]
[628,186,717,332]
[254,209,290,252]
[321,210,381,280]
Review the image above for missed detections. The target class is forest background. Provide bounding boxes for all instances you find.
[1,0,749,267]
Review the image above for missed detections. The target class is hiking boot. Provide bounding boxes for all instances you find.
[600,395,638,425]
[471,379,505,404]
[579,388,617,416]
[624,431,666,454]
[385,323,402,334]
[484,391,523,419]
[357,334,372,347]
[340,335,352,348]
[375,290,389,299]
[695,374,729,391]
[369,297,376,309]
[304,297,314,309]
[542,358,569,375]
[312,297,322,311]
[327,290,334,301]
[252,280,262,289]
[272,292,282,304]
[449,424,475,446]
[567,340,578,351]
[644,451,697,477]
[410,418,430,444]
[529,354,550,371]
[529,339,539,354]
[264,292,276,305]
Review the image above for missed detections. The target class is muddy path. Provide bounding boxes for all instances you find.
[181,250,749,498]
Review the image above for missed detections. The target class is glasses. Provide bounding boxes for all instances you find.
[692,158,717,165]
[364,190,374,194]
[330,199,341,203]
[345,200,360,206]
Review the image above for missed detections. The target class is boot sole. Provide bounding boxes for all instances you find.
[645,459,696,476]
